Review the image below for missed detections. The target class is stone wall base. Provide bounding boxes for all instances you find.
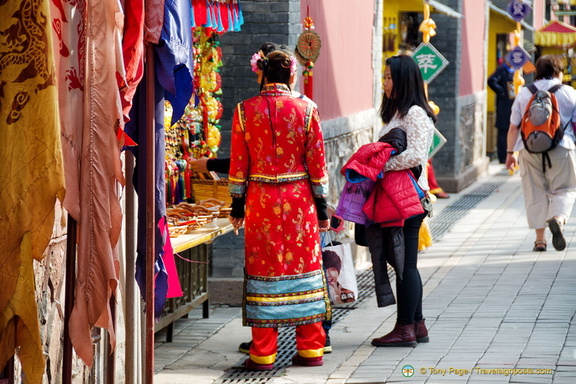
[437,156,490,193]
[209,278,244,306]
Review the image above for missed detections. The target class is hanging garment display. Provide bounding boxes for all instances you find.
[192,0,244,33]
[0,0,66,380]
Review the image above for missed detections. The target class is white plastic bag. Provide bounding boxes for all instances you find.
[321,234,358,305]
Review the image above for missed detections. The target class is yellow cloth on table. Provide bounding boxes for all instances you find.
[0,0,65,381]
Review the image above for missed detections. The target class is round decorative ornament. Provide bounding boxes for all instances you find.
[295,30,321,65]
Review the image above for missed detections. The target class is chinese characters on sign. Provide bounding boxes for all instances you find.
[505,46,530,70]
[412,43,449,83]
[507,0,532,22]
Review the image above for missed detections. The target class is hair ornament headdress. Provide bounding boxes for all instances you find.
[290,56,298,75]
[280,55,298,75]
[250,50,267,73]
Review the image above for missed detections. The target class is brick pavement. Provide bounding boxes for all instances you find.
[154,163,576,384]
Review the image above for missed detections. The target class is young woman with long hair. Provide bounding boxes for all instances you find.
[369,54,436,347]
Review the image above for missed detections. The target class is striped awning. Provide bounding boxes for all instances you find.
[427,0,464,19]
[535,20,576,47]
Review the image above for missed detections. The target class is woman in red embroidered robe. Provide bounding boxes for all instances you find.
[228,49,330,370]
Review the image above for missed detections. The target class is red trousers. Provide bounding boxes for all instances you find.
[249,322,325,364]
[427,159,444,194]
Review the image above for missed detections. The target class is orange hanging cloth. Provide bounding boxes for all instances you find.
[67,0,126,367]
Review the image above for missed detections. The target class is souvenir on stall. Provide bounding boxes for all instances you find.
[164,1,242,236]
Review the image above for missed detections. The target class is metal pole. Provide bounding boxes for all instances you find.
[124,151,137,384]
[106,296,116,384]
[62,216,77,384]
[144,43,156,384]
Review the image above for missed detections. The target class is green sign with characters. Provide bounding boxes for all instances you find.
[428,127,447,159]
[412,43,449,83]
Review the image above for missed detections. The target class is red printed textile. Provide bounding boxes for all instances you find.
[228,83,328,198]
[244,180,323,277]
[230,83,329,329]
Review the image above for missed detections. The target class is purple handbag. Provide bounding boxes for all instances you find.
[335,179,375,225]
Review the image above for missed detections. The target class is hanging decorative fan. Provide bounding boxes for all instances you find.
[295,30,322,65]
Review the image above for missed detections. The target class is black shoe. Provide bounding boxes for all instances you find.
[548,218,566,251]
[324,334,332,353]
[238,341,251,354]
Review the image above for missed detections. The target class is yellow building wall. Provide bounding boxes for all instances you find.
[486,12,517,114]
[383,0,430,59]
[486,10,522,157]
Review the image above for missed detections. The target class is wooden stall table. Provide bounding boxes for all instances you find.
[155,218,234,341]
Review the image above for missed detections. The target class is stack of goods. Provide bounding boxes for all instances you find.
[193,27,224,157]
[166,198,232,237]
[164,26,226,205]
[165,1,244,206]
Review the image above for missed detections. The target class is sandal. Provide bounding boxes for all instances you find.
[533,240,547,252]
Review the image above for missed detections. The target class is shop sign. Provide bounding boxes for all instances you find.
[506,46,530,70]
[429,127,447,159]
[412,43,449,84]
[507,0,531,22]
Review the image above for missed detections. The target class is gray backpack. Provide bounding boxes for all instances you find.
[520,83,564,154]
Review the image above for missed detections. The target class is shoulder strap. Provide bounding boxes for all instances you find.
[527,83,538,94]
[548,84,563,94]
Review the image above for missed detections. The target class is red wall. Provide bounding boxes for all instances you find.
[303,1,376,121]
[459,0,487,96]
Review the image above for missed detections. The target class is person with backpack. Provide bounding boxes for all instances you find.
[505,55,576,252]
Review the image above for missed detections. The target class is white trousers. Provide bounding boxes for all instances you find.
[519,146,576,229]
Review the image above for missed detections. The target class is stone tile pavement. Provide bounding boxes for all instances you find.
[154,163,576,384]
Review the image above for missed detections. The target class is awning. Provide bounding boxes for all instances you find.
[488,2,534,31]
[428,0,464,19]
[535,20,576,47]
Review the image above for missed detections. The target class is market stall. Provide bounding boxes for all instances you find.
[156,217,234,341]
[534,20,576,86]
[155,2,241,341]
[0,0,245,382]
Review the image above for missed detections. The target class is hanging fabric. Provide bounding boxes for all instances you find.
[67,0,126,367]
[192,0,244,32]
[0,0,65,380]
[156,0,194,126]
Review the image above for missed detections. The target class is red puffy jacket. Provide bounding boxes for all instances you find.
[341,142,424,227]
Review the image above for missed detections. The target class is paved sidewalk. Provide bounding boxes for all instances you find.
[154,163,576,384]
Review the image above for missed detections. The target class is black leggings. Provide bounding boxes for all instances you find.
[396,212,426,324]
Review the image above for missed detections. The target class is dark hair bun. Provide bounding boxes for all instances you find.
[259,49,294,91]
[268,50,292,68]
[256,57,269,71]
